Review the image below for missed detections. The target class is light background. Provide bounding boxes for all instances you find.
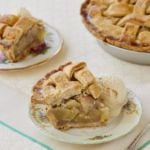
[0,0,150,149]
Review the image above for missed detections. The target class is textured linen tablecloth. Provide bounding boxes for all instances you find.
[0,0,150,149]
[0,121,52,150]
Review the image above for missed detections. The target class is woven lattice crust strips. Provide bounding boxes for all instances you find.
[81,0,150,52]
[31,62,109,130]
[0,12,45,62]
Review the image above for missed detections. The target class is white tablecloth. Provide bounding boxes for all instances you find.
[0,0,150,149]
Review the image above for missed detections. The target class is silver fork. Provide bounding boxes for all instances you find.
[127,124,150,150]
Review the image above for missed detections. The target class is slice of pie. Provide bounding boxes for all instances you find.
[0,9,45,62]
[31,62,110,130]
[81,0,150,52]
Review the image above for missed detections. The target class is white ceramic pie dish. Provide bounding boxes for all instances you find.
[29,90,142,145]
[98,41,150,65]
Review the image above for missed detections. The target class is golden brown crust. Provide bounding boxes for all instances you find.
[81,0,150,52]
[14,17,36,33]
[0,15,19,26]
[0,23,6,35]
[63,62,86,79]
[59,61,72,70]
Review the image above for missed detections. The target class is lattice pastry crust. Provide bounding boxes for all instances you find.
[81,0,150,52]
[31,62,110,130]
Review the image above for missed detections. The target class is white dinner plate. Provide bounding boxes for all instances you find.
[0,24,63,71]
[29,90,142,144]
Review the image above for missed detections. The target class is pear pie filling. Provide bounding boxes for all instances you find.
[31,62,128,130]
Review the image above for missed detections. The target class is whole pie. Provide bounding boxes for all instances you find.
[81,0,150,52]
[31,61,128,130]
[0,9,45,62]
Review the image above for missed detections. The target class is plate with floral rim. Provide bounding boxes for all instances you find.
[0,24,63,71]
[29,90,142,144]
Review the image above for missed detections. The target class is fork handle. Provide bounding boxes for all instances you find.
[127,124,150,150]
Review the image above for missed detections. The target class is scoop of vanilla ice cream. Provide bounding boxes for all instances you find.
[13,8,32,17]
[99,76,128,118]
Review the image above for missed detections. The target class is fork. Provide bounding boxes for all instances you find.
[127,124,150,150]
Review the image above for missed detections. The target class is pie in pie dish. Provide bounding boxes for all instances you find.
[81,0,150,52]
[0,9,45,62]
[31,61,128,130]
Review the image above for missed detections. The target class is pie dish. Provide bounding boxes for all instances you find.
[0,23,63,71]
[31,61,129,130]
[0,9,45,62]
[81,0,150,52]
